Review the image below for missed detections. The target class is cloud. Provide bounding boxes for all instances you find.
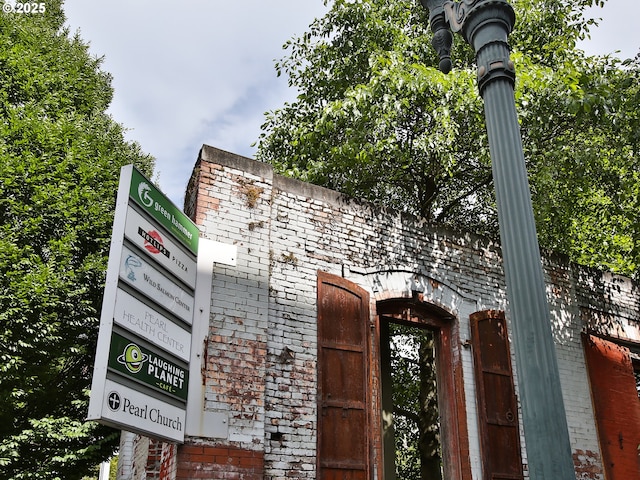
[579,1,639,58]
[64,0,639,205]
[64,0,328,204]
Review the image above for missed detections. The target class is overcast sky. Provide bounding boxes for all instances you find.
[62,0,640,206]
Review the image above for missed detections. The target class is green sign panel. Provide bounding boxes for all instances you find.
[128,168,199,255]
[108,332,189,401]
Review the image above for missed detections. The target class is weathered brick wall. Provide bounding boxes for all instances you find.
[262,177,491,477]
[188,146,506,478]
[170,145,638,479]
[117,432,150,480]
[143,440,176,479]
[175,445,264,479]
[116,434,177,480]
[117,431,136,479]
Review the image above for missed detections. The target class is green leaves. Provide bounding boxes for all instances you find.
[257,0,640,278]
[0,414,119,480]
[516,46,640,276]
[1,3,154,478]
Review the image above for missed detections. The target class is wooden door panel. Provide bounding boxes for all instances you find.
[474,315,510,373]
[481,372,518,425]
[319,285,365,347]
[471,310,524,480]
[321,347,365,407]
[321,469,367,480]
[319,407,367,468]
[317,272,370,480]
[486,424,523,477]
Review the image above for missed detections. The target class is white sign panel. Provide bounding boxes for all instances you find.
[124,208,197,289]
[119,245,194,325]
[100,379,186,443]
[113,288,191,362]
[89,166,199,442]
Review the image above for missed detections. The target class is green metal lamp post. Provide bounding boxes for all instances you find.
[419,0,575,478]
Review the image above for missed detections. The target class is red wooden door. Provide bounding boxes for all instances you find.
[583,334,640,480]
[470,310,524,480]
[317,271,370,480]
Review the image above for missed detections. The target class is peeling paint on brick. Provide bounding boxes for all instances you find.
[119,146,640,479]
[573,449,604,480]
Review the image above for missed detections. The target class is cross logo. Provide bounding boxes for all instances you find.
[107,391,121,411]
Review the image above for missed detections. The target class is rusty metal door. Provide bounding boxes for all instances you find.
[317,271,370,480]
[470,310,524,480]
[583,334,640,480]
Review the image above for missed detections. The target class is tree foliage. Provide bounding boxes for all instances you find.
[0,2,154,478]
[256,0,640,278]
[389,324,441,480]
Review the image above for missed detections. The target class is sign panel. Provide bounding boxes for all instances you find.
[114,289,191,362]
[119,245,194,325]
[108,332,189,401]
[128,168,199,255]
[100,379,186,443]
[89,165,199,443]
[124,207,197,289]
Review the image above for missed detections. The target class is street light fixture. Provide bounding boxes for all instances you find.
[418,1,576,478]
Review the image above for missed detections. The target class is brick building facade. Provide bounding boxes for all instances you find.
[117,145,640,479]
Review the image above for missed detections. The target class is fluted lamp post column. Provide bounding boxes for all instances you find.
[419,1,575,478]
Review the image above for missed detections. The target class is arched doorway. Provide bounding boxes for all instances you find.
[376,298,470,480]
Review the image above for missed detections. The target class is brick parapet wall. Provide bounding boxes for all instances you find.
[179,145,639,479]
[574,266,640,343]
[265,175,508,478]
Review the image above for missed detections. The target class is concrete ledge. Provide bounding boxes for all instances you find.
[199,144,273,180]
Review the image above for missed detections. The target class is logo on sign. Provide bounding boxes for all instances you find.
[138,227,170,258]
[109,333,189,399]
[108,392,183,432]
[117,343,148,374]
[138,182,154,208]
[107,391,122,411]
[125,255,142,281]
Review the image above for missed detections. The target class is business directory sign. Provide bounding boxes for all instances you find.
[107,332,189,401]
[88,165,199,443]
[99,378,186,443]
[128,168,198,255]
[119,245,194,324]
[123,207,197,289]
[113,289,191,362]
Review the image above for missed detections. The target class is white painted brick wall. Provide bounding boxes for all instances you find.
[182,145,639,479]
